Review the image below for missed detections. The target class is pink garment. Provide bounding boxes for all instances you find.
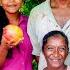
[2,14,33,70]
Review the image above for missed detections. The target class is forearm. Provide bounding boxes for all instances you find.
[0,45,8,67]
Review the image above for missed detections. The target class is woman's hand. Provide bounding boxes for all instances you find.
[1,35,14,49]
[1,28,18,49]
[1,25,24,49]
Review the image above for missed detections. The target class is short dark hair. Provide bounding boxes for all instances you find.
[42,30,69,52]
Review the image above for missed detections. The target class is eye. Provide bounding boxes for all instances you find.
[59,47,66,51]
[47,46,54,51]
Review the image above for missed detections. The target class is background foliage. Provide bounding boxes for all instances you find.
[20,0,45,15]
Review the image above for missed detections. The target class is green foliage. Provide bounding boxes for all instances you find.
[20,0,40,16]
[32,60,38,70]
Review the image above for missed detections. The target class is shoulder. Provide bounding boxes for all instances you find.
[20,14,28,20]
[19,14,28,24]
[30,1,48,16]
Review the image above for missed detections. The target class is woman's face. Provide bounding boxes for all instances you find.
[43,35,68,68]
[1,0,23,13]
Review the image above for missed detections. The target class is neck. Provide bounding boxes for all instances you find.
[47,64,67,70]
[5,12,19,25]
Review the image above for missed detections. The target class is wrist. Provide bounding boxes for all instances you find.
[0,44,9,51]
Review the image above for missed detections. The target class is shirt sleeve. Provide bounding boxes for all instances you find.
[27,1,48,56]
[27,8,41,56]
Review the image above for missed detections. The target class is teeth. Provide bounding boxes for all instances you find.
[53,60,58,61]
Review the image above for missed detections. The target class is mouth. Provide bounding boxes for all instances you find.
[8,6,17,8]
[49,58,62,63]
[52,59,59,61]
[48,58,63,67]
[7,4,18,9]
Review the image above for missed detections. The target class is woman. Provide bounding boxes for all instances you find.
[42,31,70,70]
[27,0,70,70]
[0,0,32,70]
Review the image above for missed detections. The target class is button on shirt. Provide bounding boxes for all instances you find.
[27,0,70,70]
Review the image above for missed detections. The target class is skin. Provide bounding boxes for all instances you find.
[1,0,23,46]
[51,0,70,27]
[51,0,69,8]
[43,35,68,70]
[1,0,23,25]
[0,0,23,67]
[56,0,69,7]
[1,0,22,14]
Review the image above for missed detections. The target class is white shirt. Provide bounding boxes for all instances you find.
[27,0,70,70]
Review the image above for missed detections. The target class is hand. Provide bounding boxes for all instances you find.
[1,35,14,49]
[1,29,18,49]
[1,25,24,48]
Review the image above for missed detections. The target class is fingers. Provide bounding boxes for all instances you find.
[1,27,23,48]
[1,35,14,49]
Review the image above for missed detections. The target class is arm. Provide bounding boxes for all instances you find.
[0,36,9,67]
[0,45,8,67]
[0,29,19,67]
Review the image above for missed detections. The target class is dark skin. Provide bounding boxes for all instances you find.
[51,0,70,28]
[43,35,68,70]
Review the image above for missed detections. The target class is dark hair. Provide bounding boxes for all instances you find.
[0,6,20,59]
[0,6,9,42]
[0,6,14,58]
[42,30,69,52]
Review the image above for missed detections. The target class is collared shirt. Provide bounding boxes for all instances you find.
[2,14,32,70]
[27,0,70,70]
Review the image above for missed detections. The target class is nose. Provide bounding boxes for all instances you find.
[53,49,60,57]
